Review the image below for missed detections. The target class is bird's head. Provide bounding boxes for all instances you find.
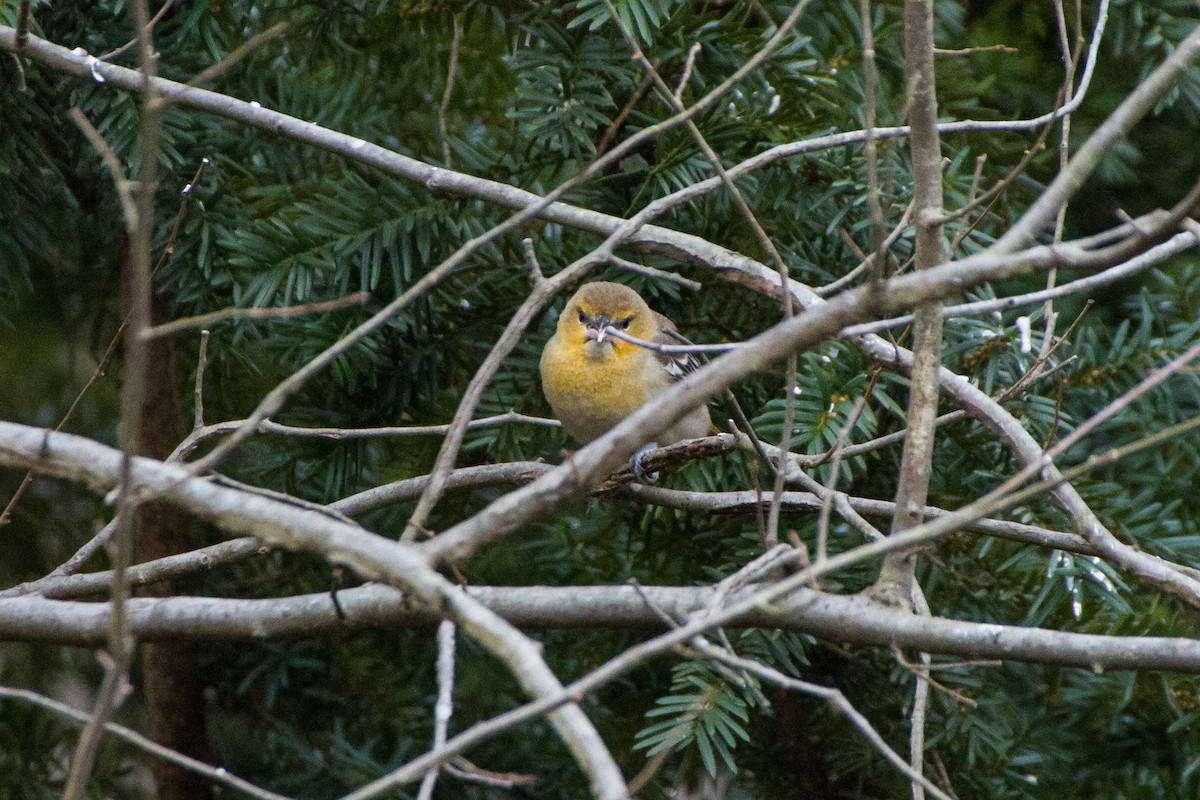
[559,281,656,358]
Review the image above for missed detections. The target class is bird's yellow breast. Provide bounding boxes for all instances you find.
[539,338,665,443]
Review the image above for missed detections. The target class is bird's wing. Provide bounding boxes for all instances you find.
[652,312,703,383]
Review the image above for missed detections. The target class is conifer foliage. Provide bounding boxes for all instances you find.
[3,1,1200,799]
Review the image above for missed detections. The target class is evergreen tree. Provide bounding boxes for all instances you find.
[3,1,1200,798]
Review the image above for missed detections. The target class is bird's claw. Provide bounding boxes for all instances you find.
[631,443,660,483]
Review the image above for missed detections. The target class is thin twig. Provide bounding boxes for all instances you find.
[594,326,736,354]
[937,134,1051,225]
[185,21,289,88]
[816,375,878,562]
[0,686,292,800]
[1040,0,1084,399]
[790,469,886,546]
[606,254,702,291]
[841,228,1200,338]
[673,42,701,101]
[12,0,30,90]
[688,638,952,800]
[170,411,560,463]
[63,1,161,794]
[816,201,914,296]
[906,588,933,800]
[596,61,657,157]
[938,0,1086,232]
[99,0,174,62]
[444,757,537,789]
[932,44,1017,56]
[522,237,546,286]
[142,291,371,339]
[0,330,123,531]
[859,0,887,294]
[68,108,139,233]
[893,646,978,709]
[193,330,210,431]
[417,620,457,800]
[930,749,962,800]
[438,13,463,166]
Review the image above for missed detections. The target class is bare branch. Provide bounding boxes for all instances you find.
[184,20,288,88]
[98,0,175,62]
[606,254,702,291]
[688,637,951,800]
[437,13,463,166]
[63,0,162,793]
[17,463,1152,607]
[222,575,1200,792]
[171,411,560,462]
[870,0,946,607]
[618,484,1108,559]
[68,108,139,232]
[3,538,265,601]
[0,686,291,800]
[416,620,456,800]
[8,581,1200,672]
[994,12,1195,254]
[141,290,371,339]
[0,9,1110,237]
[841,227,1200,338]
[817,200,914,296]
[933,44,1017,56]
[193,330,210,430]
[11,0,30,89]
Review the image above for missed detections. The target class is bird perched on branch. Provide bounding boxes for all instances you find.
[540,281,713,477]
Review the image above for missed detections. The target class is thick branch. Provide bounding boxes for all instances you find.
[4,584,1200,672]
[872,0,946,604]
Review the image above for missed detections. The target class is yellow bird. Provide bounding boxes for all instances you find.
[539,282,712,473]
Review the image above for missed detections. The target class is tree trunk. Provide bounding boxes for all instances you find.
[138,293,212,800]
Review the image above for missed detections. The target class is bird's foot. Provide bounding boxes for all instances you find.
[631,442,660,483]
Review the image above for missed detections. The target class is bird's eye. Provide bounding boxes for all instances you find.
[616,317,633,330]
[577,308,588,324]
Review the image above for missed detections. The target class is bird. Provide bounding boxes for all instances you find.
[539,281,713,477]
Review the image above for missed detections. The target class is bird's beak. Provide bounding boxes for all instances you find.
[586,315,610,343]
